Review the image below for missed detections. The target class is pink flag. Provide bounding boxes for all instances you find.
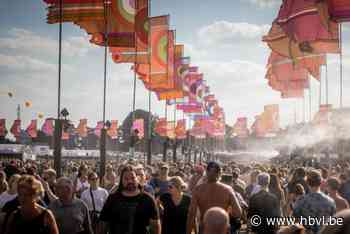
[94,121,104,138]
[41,119,54,136]
[132,119,144,139]
[10,119,21,138]
[26,120,37,138]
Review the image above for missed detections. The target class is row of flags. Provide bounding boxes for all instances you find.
[263,0,350,99]
[0,119,119,140]
[42,0,226,140]
[232,104,280,138]
[231,102,335,138]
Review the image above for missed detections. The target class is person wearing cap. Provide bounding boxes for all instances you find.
[186,161,242,234]
[293,170,336,234]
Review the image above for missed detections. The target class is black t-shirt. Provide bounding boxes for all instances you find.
[160,193,191,234]
[99,191,159,234]
[248,190,281,234]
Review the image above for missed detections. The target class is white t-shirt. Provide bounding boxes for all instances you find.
[81,187,109,212]
[76,178,90,192]
[0,192,17,209]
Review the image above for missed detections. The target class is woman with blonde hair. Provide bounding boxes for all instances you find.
[159,176,191,234]
[4,175,58,234]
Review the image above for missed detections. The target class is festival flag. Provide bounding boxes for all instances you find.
[232,117,249,138]
[77,119,88,137]
[45,0,105,24]
[0,119,6,137]
[107,120,118,139]
[263,20,339,61]
[61,130,70,140]
[110,0,149,63]
[266,52,325,81]
[261,104,280,133]
[313,104,333,126]
[328,0,350,22]
[166,121,176,139]
[26,120,37,138]
[154,118,167,136]
[94,121,104,137]
[251,115,265,137]
[190,118,206,139]
[10,119,21,138]
[157,45,187,100]
[135,16,173,90]
[132,119,144,139]
[175,119,186,139]
[41,118,54,136]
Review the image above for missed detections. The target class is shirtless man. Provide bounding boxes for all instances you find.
[186,161,242,234]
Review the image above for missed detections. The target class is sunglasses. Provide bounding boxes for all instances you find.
[89,177,98,181]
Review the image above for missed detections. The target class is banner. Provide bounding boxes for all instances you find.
[94,121,104,137]
[107,120,118,139]
[10,119,21,138]
[77,119,88,137]
[132,119,144,139]
[26,120,37,138]
[0,119,6,137]
[232,117,249,138]
[41,119,54,136]
[175,119,186,139]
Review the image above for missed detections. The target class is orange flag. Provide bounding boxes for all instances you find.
[77,119,88,137]
[107,120,118,139]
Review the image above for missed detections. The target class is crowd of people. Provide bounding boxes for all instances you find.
[0,152,350,234]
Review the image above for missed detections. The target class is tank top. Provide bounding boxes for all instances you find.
[7,208,51,234]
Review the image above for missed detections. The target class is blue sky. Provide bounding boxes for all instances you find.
[1,0,349,135]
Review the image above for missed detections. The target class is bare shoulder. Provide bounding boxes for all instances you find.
[217,182,234,192]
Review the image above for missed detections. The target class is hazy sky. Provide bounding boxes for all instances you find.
[1,0,349,134]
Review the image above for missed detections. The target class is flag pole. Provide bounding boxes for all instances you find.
[326,54,329,105]
[54,0,63,177]
[172,30,177,163]
[130,0,139,160]
[319,65,322,107]
[309,77,312,122]
[99,0,109,184]
[147,0,152,165]
[339,23,343,108]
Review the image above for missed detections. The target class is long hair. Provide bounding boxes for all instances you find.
[116,165,143,193]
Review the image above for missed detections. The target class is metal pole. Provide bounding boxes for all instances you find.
[100,0,109,183]
[319,65,322,107]
[147,0,152,165]
[325,54,329,105]
[130,0,139,159]
[339,23,343,108]
[173,104,177,163]
[309,78,312,122]
[54,0,63,177]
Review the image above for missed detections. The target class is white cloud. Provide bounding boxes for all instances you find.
[0,54,57,73]
[197,21,270,47]
[0,28,97,58]
[242,0,281,8]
